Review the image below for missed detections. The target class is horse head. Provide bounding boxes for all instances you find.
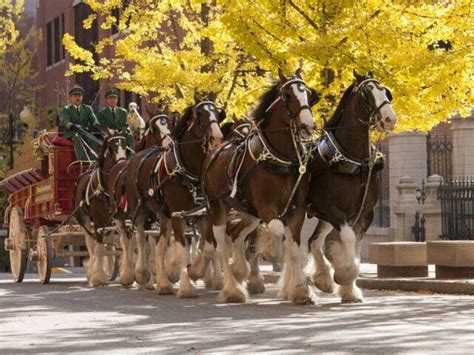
[186,92,224,151]
[149,106,175,148]
[278,68,319,137]
[98,130,129,170]
[352,70,397,132]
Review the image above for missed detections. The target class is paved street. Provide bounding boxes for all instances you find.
[1,272,473,353]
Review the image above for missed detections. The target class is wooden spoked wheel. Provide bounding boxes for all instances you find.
[37,226,53,284]
[8,207,28,283]
[104,244,119,281]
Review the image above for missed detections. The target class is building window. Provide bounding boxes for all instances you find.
[111,7,120,35]
[46,14,65,67]
[61,14,65,60]
[46,22,52,66]
[53,17,60,63]
[111,1,130,36]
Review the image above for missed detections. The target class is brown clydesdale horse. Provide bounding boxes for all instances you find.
[73,131,131,286]
[126,93,224,296]
[106,109,176,287]
[308,71,397,303]
[197,69,319,304]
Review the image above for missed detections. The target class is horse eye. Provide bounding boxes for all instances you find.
[160,117,167,125]
[367,85,374,91]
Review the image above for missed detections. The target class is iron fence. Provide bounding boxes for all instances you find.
[439,178,474,240]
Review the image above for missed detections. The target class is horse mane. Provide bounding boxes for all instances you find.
[251,83,280,123]
[220,122,234,140]
[324,83,355,129]
[172,105,193,139]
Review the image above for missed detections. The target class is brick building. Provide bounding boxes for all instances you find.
[36,0,141,125]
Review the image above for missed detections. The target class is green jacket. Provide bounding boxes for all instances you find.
[97,106,129,131]
[60,104,100,138]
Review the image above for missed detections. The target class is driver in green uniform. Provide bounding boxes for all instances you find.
[97,88,135,149]
[59,86,101,161]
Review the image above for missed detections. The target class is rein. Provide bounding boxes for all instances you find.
[236,80,312,219]
[316,79,389,227]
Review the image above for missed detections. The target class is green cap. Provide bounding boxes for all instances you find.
[105,88,119,98]
[69,86,85,96]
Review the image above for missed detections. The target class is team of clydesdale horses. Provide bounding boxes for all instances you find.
[72,69,397,305]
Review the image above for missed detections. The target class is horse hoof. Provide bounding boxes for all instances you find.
[219,287,247,303]
[167,271,180,284]
[135,269,151,287]
[247,281,265,295]
[177,287,199,298]
[120,272,135,287]
[312,273,335,294]
[290,285,315,305]
[211,278,224,291]
[341,297,364,304]
[157,285,175,295]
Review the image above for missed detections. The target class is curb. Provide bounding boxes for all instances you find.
[262,273,474,295]
[356,277,474,295]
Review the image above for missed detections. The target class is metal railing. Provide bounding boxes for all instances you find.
[439,178,474,240]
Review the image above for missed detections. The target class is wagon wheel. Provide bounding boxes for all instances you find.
[37,226,53,284]
[8,207,28,283]
[104,244,119,281]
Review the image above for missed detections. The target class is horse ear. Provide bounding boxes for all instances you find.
[308,88,321,106]
[194,92,202,104]
[208,92,217,102]
[353,69,364,83]
[368,71,374,78]
[218,110,226,123]
[295,68,304,79]
[278,68,288,83]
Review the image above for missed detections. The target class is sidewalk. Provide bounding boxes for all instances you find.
[262,263,474,295]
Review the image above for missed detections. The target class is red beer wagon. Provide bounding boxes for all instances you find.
[1,132,119,283]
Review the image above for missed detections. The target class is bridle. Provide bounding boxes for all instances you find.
[354,78,392,128]
[188,100,221,153]
[280,77,313,121]
[149,114,172,141]
[265,77,313,123]
[104,134,130,163]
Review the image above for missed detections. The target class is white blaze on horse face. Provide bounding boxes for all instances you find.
[370,85,397,131]
[115,141,127,161]
[154,117,171,141]
[291,83,315,130]
[204,104,223,146]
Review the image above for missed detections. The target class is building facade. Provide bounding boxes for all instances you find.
[36,0,141,126]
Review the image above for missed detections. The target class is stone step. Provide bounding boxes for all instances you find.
[427,241,474,279]
[368,242,427,278]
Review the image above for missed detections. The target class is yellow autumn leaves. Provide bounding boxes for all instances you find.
[64,0,474,132]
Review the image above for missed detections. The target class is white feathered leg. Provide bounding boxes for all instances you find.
[278,226,314,305]
[330,224,361,303]
[309,220,336,293]
[215,223,248,303]
[134,222,153,288]
[116,219,134,287]
[89,242,109,286]
[230,217,260,283]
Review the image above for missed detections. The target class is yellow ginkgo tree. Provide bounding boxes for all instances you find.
[63,0,270,118]
[0,0,23,54]
[65,0,473,131]
[220,0,473,131]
